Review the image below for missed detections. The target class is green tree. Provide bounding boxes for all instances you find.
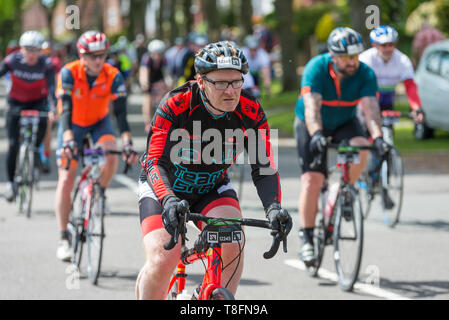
[435,0,449,36]
[0,0,24,53]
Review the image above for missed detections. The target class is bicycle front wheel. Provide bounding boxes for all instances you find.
[68,185,85,269]
[17,145,34,218]
[380,147,404,228]
[209,287,235,300]
[333,187,363,292]
[86,184,105,285]
[356,170,373,219]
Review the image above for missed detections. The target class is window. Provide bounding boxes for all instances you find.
[426,51,442,74]
[440,52,449,79]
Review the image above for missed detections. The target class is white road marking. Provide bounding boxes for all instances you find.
[284,259,411,300]
[114,174,139,195]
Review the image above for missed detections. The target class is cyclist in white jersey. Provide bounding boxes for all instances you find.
[359,26,424,124]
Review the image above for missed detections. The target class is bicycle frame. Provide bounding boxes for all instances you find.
[168,245,223,300]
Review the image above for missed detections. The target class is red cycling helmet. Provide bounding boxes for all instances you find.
[77,31,110,55]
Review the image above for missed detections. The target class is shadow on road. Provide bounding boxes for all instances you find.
[379,278,449,299]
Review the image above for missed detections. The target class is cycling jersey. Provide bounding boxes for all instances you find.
[295,53,378,130]
[0,51,56,108]
[56,60,128,129]
[140,81,281,210]
[140,53,166,89]
[359,47,421,110]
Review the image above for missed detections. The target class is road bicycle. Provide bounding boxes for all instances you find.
[357,110,406,227]
[66,137,132,285]
[164,200,290,300]
[307,141,375,292]
[13,109,48,218]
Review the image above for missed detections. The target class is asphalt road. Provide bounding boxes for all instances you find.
[1,91,448,300]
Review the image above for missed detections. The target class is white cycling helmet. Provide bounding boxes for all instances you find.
[148,39,166,54]
[369,26,399,44]
[19,30,45,49]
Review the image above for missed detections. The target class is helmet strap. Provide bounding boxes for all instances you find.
[200,90,229,120]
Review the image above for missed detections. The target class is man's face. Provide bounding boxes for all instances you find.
[21,46,40,66]
[80,51,107,75]
[333,54,360,77]
[373,42,396,62]
[199,69,243,113]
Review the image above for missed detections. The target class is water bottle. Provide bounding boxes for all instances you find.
[176,290,192,300]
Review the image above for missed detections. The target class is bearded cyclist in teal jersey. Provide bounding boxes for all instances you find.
[294,27,388,267]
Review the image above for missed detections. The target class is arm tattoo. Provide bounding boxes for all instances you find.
[304,92,323,136]
[360,96,383,138]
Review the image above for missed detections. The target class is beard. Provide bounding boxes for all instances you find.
[338,65,358,77]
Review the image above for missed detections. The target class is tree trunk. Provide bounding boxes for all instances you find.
[240,0,253,38]
[204,0,218,41]
[274,0,298,92]
[182,0,193,37]
[348,0,378,44]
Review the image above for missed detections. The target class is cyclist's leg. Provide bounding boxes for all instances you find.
[91,115,118,189]
[54,123,82,238]
[136,180,181,300]
[5,107,21,184]
[192,180,242,296]
[142,91,152,131]
[294,118,326,239]
[333,117,370,184]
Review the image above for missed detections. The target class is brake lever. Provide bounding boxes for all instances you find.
[263,234,280,259]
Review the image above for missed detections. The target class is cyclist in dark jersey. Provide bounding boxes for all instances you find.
[135,41,292,300]
[139,39,169,132]
[0,31,56,202]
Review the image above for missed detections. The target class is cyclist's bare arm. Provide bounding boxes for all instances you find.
[359,96,382,139]
[304,92,323,136]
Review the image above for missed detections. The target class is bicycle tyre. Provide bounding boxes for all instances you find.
[25,148,35,218]
[333,187,363,292]
[68,184,85,269]
[209,287,235,300]
[380,147,404,228]
[17,145,33,218]
[86,184,105,285]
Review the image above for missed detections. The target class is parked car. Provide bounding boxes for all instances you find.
[414,39,449,139]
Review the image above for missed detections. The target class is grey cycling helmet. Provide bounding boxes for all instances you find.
[194,41,249,75]
[327,27,364,56]
[19,30,45,49]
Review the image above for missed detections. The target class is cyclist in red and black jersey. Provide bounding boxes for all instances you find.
[0,31,56,202]
[136,41,292,300]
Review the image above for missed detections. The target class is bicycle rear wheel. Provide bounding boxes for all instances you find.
[333,187,363,292]
[86,184,105,285]
[209,287,235,300]
[380,147,403,228]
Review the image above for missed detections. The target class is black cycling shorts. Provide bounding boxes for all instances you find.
[294,116,367,176]
[138,177,240,237]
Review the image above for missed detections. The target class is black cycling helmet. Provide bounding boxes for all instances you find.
[194,41,249,75]
[327,27,364,56]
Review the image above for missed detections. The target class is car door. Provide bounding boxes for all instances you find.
[437,52,449,131]
[416,50,445,128]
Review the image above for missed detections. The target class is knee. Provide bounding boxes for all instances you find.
[301,173,324,194]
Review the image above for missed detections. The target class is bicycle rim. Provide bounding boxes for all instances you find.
[209,287,235,300]
[86,184,105,285]
[380,148,404,228]
[333,190,363,292]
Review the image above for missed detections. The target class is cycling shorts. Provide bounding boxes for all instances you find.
[56,114,116,168]
[138,178,240,238]
[294,116,367,176]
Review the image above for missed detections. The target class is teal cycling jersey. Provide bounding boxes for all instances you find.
[295,53,378,130]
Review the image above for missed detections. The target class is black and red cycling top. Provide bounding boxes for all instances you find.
[0,51,56,109]
[139,80,281,210]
